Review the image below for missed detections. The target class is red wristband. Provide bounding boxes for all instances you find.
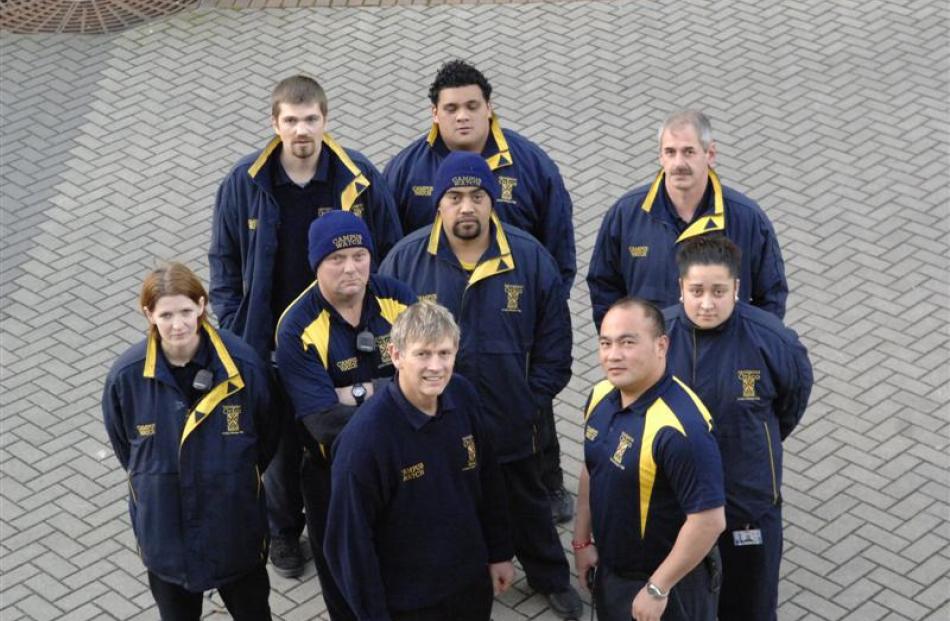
[571,539,593,551]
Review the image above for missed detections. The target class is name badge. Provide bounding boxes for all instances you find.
[733,528,763,546]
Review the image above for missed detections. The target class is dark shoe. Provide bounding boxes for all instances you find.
[546,586,583,620]
[269,534,305,578]
[550,486,575,524]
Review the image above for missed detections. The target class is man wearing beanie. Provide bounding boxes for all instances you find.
[380,152,583,619]
[385,60,577,524]
[209,75,403,580]
[276,210,416,621]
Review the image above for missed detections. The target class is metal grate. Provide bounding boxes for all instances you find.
[1,0,198,34]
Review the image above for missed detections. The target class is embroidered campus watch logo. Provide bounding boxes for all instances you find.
[737,370,762,401]
[376,335,392,366]
[336,357,358,372]
[461,435,478,471]
[136,423,156,437]
[418,293,438,304]
[585,426,599,441]
[498,176,517,202]
[628,246,649,257]
[247,218,258,230]
[401,462,425,482]
[351,203,365,218]
[611,431,635,468]
[503,284,524,313]
[412,185,433,197]
[223,405,243,434]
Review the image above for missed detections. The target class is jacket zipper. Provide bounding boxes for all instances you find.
[762,421,779,504]
[691,328,698,386]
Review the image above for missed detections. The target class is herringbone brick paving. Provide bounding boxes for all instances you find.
[1,0,947,619]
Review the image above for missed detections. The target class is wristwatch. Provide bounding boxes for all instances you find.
[646,582,669,599]
[351,383,367,405]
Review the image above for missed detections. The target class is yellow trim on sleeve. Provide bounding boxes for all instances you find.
[584,380,616,421]
[672,376,714,431]
[638,398,686,537]
[301,310,332,369]
[376,297,409,326]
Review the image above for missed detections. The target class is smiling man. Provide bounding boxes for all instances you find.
[325,302,515,621]
[586,110,788,330]
[209,75,402,582]
[274,211,415,620]
[663,236,813,621]
[380,152,582,619]
[385,60,578,524]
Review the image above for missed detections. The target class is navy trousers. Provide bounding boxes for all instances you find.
[718,506,783,621]
[500,454,572,594]
[148,564,271,621]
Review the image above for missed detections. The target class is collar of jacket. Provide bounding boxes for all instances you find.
[143,319,246,451]
[426,211,515,288]
[640,168,726,242]
[246,133,370,211]
[426,114,514,171]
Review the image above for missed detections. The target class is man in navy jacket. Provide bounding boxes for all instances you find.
[385,59,577,522]
[587,110,788,330]
[380,152,582,619]
[208,75,402,577]
[663,236,813,621]
[326,301,515,621]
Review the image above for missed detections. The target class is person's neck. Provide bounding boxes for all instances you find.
[322,287,365,327]
[280,147,319,186]
[162,333,200,367]
[618,370,664,409]
[446,231,490,266]
[664,174,708,223]
[399,376,438,416]
[444,131,489,155]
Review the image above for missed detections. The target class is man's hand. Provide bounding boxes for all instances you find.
[631,586,667,621]
[574,544,598,592]
[489,561,515,594]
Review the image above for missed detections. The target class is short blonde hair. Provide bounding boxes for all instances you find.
[390,301,460,351]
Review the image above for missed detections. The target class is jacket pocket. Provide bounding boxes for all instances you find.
[130,473,187,578]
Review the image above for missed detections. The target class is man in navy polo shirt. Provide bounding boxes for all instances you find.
[380,152,582,619]
[275,211,416,621]
[574,298,725,621]
[326,301,515,621]
[587,110,788,330]
[663,236,813,621]
[209,75,403,579]
[384,60,577,522]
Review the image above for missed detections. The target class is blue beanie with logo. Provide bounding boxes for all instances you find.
[431,151,500,209]
[307,210,374,272]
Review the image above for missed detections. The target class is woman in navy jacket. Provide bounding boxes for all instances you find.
[102,262,277,620]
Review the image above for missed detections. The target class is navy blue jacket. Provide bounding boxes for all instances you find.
[587,170,788,329]
[209,135,403,359]
[101,322,275,592]
[384,117,576,298]
[379,215,573,462]
[663,302,813,524]
[275,275,416,458]
[325,376,512,620]
[584,373,724,575]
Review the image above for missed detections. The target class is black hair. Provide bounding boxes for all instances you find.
[428,60,492,106]
[675,235,742,278]
[605,297,666,338]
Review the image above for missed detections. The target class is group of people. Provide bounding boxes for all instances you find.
[101,59,813,621]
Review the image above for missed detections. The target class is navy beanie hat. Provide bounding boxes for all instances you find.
[307,210,374,272]
[432,151,500,209]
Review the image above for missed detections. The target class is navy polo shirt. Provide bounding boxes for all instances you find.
[164,332,212,407]
[584,373,724,576]
[270,144,336,326]
[325,375,511,618]
[274,274,417,421]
